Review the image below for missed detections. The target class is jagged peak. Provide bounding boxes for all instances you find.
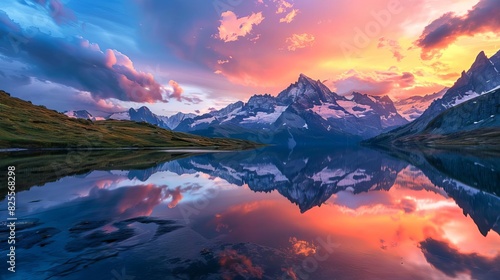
[80,110,92,116]
[448,70,471,89]
[137,106,151,111]
[66,109,91,114]
[298,73,320,85]
[66,109,91,115]
[468,51,490,72]
[130,106,153,114]
[380,95,392,102]
[298,73,311,79]
[477,50,487,59]
[351,92,392,103]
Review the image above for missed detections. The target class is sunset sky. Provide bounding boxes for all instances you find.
[0,0,499,116]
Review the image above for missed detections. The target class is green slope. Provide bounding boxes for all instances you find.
[0,90,259,149]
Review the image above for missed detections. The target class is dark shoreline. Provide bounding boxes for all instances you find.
[0,145,265,153]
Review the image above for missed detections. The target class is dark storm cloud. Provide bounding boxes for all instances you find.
[415,0,500,59]
[420,238,500,279]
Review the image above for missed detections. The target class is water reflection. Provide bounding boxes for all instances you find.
[0,147,499,279]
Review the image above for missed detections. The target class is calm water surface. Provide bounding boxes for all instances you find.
[1,146,499,280]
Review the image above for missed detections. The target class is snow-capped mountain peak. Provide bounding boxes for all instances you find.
[467,51,490,74]
[164,112,197,130]
[394,88,447,121]
[108,111,130,121]
[439,51,500,110]
[277,73,340,107]
[368,49,500,144]
[174,74,408,142]
[64,110,95,120]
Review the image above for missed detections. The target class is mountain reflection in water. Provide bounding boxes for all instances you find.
[0,147,499,279]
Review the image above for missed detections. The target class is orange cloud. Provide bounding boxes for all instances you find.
[280,9,300,23]
[166,186,183,208]
[289,237,317,256]
[286,33,315,51]
[275,0,293,14]
[331,70,415,96]
[219,249,264,280]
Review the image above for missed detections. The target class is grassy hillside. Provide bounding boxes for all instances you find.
[0,90,260,149]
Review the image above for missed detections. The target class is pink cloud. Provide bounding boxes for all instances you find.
[75,91,125,112]
[168,80,184,101]
[218,11,265,43]
[332,70,416,96]
[377,37,405,62]
[137,0,429,91]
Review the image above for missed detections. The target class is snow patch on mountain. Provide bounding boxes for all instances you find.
[311,104,346,119]
[311,168,346,184]
[164,112,196,129]
[190,116,216,128]
[337,169,373,187]
[241,106,288,124]
[336,100,372,118]
[108,111,130,120]
[242,164,289,182]
[381,113,397,122]
[445,90,480,108]
[220,107,243,123]
[64,110,96,120]
[190,161,216,171]
[394,88,447,122]
[443,178,480,195]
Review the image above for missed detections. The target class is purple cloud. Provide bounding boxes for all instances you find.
[0,11,166,103]
[415,0,500,60]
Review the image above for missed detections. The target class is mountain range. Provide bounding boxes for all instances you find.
[65,107,196,130]
[174,75,409,145]
[368,50,500,147]
[63,50,500,148]
[65,74,415,145]
[394,88,447,121]
[387,87,500,149]
[64,110,99,121]
[0,90,258,149]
